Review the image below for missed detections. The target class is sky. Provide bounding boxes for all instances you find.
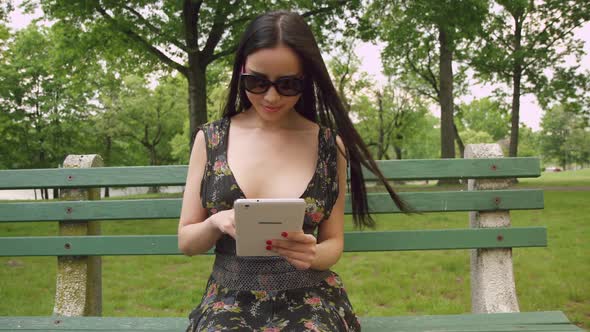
[7,4,590,132]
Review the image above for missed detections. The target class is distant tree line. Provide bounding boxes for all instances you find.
[0,0,588,173]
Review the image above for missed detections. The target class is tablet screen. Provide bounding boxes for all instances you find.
[234,198,306,256]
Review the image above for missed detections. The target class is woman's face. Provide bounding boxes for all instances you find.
[243,45,303,122]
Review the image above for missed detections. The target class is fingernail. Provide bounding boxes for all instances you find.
[266,240,272,245]
[266,245,272,250]
[281,232,288,238]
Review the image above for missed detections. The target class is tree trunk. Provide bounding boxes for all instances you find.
[509,14,523,157]
[438,26,458,185]
[454,122,465,158]
[187,57,208,149]
[394,144,402,160]
[377,93,386,160]
[148,146,160,193]
[438,26,455,159]
[104,135,112,198]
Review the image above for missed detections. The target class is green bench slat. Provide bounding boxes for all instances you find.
[0,227,546,256]
[344,227,547,251]
[0,165,188,189]
[356,189,544,214]
[0,311,581,331]
[0,158,540,189]
[362,157,541,181]
[0,190,543,222]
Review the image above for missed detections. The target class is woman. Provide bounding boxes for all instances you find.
[178,10,407,331]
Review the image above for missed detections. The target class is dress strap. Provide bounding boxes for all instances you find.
[198,117,231,208]
[198,117,230,160]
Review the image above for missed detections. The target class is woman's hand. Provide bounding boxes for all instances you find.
[208,209,236,239]
[269,231,317,270]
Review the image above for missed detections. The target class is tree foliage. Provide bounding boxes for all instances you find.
[457,97,510,141]
[359,0,488,160]
[25,0,361,147]
[0,24,97,169]
[472,0,590,156]
[540,105,589,169]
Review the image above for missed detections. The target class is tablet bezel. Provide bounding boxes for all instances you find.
[234,198,306,257]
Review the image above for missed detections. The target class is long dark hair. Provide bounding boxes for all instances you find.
[223,11,409,228]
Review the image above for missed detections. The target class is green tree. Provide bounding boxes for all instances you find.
[565,127,590,167]
[457,97,510,141]
[27,0,360,147]
[169,81,228,164]
[459,129,494,145]
[355,80,431,160]
[538,68,590,125]
[359,0,488,161]
[516,125,541,158]
[472,0,590,157]
[98,74,186,168]
[0,1,13,22]
[327,38,372,113]
[540,105,588,169]
[0,25,96,170]
[403,112,440,160]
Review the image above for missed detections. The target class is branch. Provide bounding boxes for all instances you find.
[521,23,584,72]
[227,13,256,28]
[211,1,346,63]
[338,52,353,94]
[413,86,439,103]
[210,45,238,62]
[122,4,187,53]
[405,51,439,99]
[223,0,256,34]
[119,131,143,143]
[96,5,188,76]
[201,1,230,63]
[425,50,440,96]
[301,1,348,18]
[183,0,202,55]
[153,123,162,146]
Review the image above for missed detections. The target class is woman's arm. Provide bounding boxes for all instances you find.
[271,135,348,270]
[309,134,347,270]
[177,130,229,256]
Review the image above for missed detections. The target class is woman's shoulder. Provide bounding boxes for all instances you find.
[199,116,229,132]
[317,124,346,159]
[194,117,230,150]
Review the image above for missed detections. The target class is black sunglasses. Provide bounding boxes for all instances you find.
[240,74,304,97]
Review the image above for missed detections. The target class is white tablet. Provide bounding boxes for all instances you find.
[234,198,306,256]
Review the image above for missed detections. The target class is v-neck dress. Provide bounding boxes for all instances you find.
[186,116,360,332]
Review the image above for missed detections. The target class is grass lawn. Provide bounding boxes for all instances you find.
[0,181,588,328]
[519,167,590,187]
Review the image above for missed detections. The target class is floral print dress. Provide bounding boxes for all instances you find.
[186,116,360,332]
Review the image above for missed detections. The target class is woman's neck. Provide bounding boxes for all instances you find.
[238,108,305,131]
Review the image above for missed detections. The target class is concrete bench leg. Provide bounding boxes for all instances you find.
[466,144,520,313]
[54,155,103,316]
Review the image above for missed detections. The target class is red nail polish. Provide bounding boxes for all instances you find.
[266,240,272,245]
[266,245,272,250]
[281,232,288,238]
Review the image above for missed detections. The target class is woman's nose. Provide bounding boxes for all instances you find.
[263,86,280,103]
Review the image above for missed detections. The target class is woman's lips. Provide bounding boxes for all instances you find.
[263,105,281,113]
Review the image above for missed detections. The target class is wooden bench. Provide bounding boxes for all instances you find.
[0,144,582,331]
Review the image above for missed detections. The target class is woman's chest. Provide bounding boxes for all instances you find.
[227,132,319,199]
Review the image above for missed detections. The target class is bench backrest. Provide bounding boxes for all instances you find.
[0,143,546,315]
[0,156,545,255]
